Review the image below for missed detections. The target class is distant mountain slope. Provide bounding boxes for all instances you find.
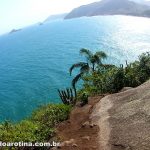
[44,13,68,22]
[131,0,150,6]
[9,29,22,34]
[65,0,150,19]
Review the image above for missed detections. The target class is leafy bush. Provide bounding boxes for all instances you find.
[0,104,72,143]
[0,120,39,142]
[31,104,72,141]
[79,52,150,96]
[77,92,89,106]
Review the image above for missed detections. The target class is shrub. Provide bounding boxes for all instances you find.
[0,104,72,144]
[31,104,72,141]
[78,92,89,106]
[79,52,150,96]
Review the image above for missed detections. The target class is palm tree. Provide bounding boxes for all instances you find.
[80,48,107,72]
[69,62,90,98]
[69,48,107,99]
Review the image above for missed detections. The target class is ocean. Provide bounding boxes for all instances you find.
[0,15,150,122]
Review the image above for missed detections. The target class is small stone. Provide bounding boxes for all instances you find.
[72,143,78,147]
[91,146,97,149]
[60,139,75,147]
[90,124,94,128]
[90,123,97,128]
[82,136,90,141]
[67,120,71,124]
[70,139,75,143]
[57,143,63,148]
[82,121,90,127]
[65,141,71,146]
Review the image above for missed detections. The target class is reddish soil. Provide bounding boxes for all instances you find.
[55,96,103,150]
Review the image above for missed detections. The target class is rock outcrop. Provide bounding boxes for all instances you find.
[91,80,150,150]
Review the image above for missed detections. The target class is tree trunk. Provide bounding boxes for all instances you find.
[73,86,77,105]
[92,63,95,72]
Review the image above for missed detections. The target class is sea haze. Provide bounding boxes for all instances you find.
[0,15,150,122]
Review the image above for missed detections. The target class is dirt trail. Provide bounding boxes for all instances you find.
[54,96,103,150]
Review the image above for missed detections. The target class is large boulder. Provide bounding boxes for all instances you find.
[91,80,150,150]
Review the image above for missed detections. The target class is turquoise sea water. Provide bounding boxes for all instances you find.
[0,15,150,122]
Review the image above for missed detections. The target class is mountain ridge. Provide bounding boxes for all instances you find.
[65,0,150,19]
[44,13,68,23]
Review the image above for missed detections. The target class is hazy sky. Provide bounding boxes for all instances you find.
[0,0,99,35]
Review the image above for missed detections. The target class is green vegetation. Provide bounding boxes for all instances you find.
[78,91,89,106]
[0,104,71,144]
[69,48,107,98]
[69,50,150,100]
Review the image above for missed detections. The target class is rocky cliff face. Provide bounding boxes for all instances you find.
[91,80,150,150]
